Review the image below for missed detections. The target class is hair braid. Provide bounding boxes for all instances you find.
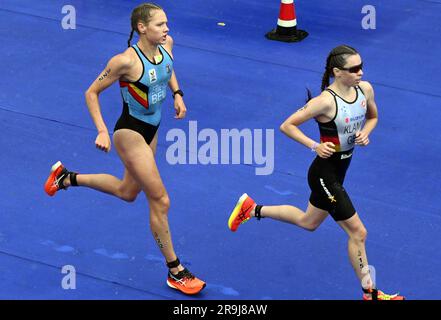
[127,28,135,47]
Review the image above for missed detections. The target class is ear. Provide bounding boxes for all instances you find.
[333,67,341,78]
[137,21,147,34]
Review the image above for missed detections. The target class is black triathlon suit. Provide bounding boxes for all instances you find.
[114,103,159,145]
[307,86,367,221]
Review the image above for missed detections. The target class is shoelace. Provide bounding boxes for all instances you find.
[238,204,253,223]
[170,268,195,282]
[178,269,195,280]
[238,212,248,222]
[55,170,69,189]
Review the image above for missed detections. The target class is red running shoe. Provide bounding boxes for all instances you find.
[44,161,69,196]
[228,193,256,232]
[167,268,206,295]
[363,288,405,300]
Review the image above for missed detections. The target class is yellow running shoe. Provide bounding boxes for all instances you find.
[363,288,405,300]
[228,193,256,232]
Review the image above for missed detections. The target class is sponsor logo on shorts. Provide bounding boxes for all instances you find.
[320,178,337,203]
[341,153,352,160]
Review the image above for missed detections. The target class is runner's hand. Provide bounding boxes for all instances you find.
[174,95,187,119]
[95,131,111,153]
[316,142,336,158]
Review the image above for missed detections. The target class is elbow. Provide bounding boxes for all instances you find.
[84,89,97,103]
[85,88,93,98]
[279,122,287,134]
[84,89,91,101]
[280,121,292,135]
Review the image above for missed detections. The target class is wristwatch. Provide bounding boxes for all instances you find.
[173,89,184,99]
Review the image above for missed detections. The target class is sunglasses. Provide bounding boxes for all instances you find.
[339,62,363,73]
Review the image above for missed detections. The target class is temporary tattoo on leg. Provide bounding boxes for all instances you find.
[154,231,169,249]
[358,250,364,270]
[154,232,164,249]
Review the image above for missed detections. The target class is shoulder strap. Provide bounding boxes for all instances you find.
[159,45,173,61]
[325,88,337,97]
[356,85,365,96]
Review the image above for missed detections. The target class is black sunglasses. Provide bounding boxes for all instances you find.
[339,62,363,73]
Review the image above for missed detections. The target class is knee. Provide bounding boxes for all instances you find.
[159,194,171,212]
[302,219,321,232]
[351,226,368,242]
[304,223,319,232]
[150,193,170,213]
[118,188,140,203]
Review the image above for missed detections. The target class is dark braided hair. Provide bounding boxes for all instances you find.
[127,29,135,48]
[127,3,163,47]
[307,45,359,101]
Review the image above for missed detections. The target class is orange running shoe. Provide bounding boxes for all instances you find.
[167,268,206,295]
[44,161,70,196]
[228,193,256,232]
[363,288,405,300]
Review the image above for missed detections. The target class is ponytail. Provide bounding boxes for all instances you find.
[306,88,313,103]
[321,69,330,92]
[127,28,135,47]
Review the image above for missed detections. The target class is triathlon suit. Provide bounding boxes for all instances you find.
[307,86,367,221]
[114,44,173,144]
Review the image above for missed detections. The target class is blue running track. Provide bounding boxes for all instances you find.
[0,0,440,299]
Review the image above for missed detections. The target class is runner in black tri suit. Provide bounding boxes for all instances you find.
[228,45,404,300]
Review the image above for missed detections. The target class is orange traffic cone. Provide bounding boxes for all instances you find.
[266,0,308,42]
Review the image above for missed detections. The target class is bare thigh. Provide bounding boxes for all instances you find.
[149,131,158,156]
[303,202,329,229]
[113,129,166,200]
[116,131,159,196]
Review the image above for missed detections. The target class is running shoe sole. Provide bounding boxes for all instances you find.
[228,193,250,231]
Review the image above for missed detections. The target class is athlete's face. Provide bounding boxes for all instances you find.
[139,10,169,45]
[336,54,364,87]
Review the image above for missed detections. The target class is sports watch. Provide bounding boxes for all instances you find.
[173,89,184,99]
